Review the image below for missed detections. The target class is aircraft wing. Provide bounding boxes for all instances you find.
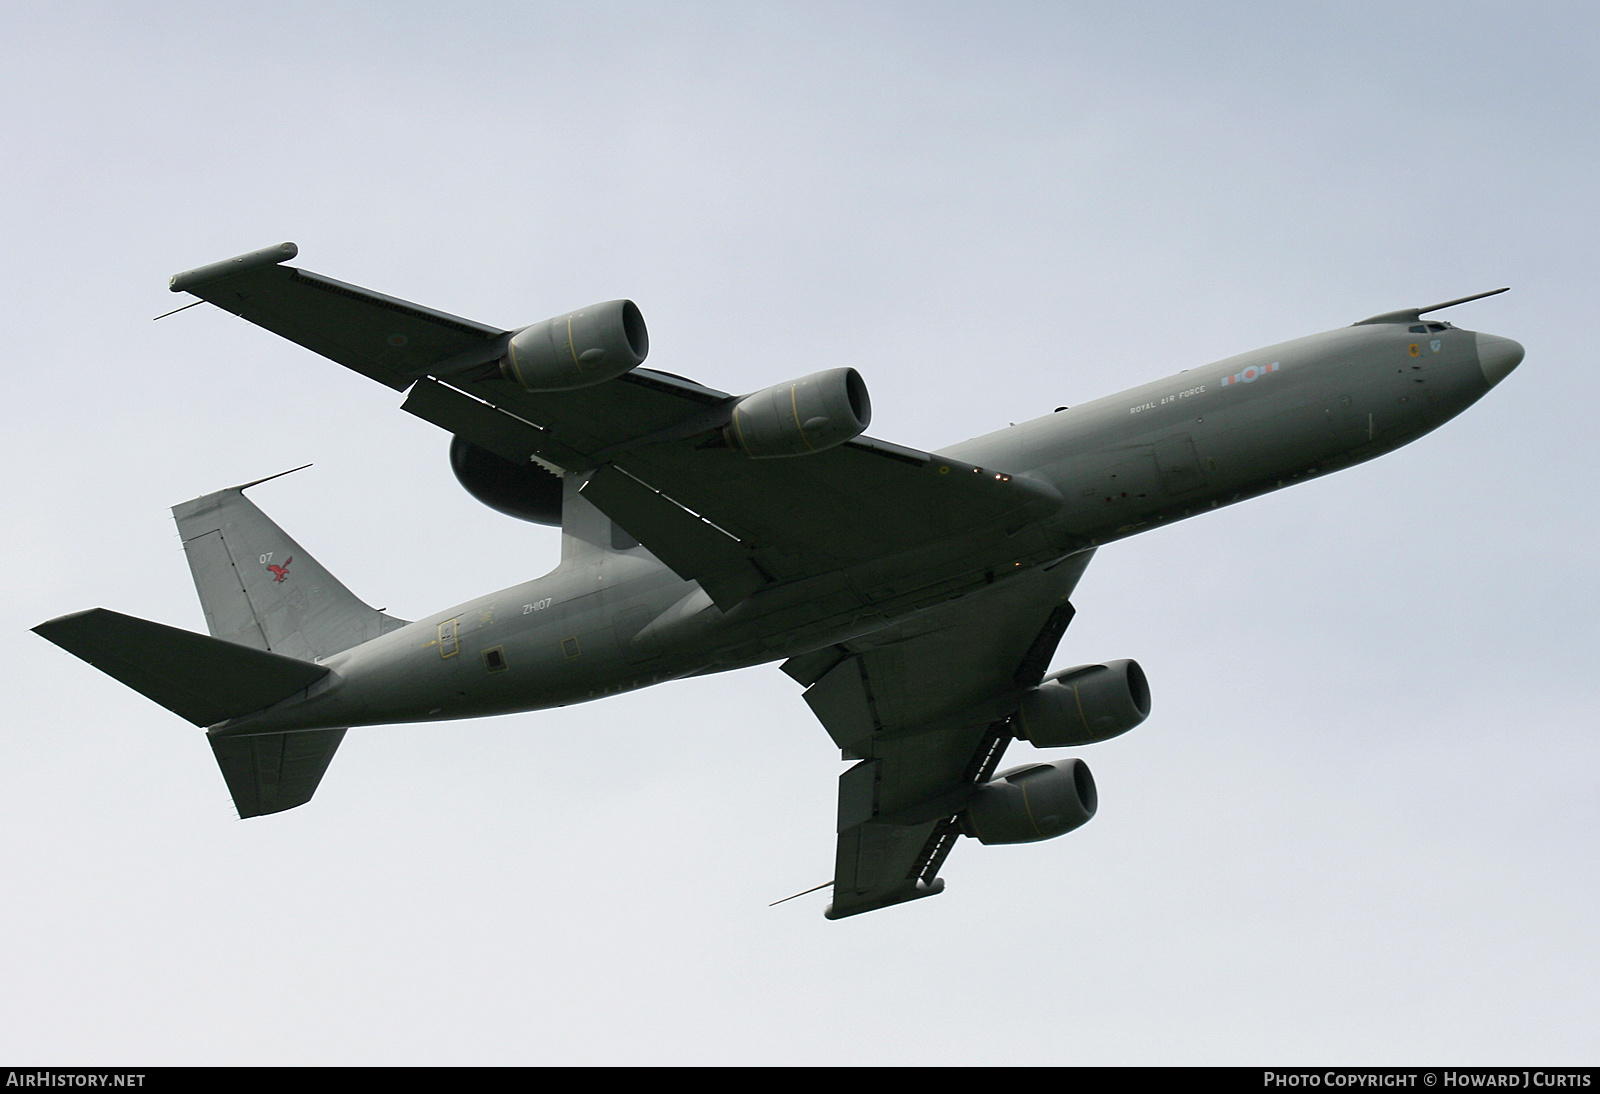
[170,246,1065,609]
[170,243,507,391]
[782,551,1094,918]
[171,246,1100,915]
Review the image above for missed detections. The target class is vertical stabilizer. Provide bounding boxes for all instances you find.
[210,729,348,818]
[172,472,408,661]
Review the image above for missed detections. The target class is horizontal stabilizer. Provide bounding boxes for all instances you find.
[210,728,347,818]
[33,608,329,727]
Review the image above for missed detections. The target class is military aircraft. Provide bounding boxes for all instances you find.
[34,243,1523,919]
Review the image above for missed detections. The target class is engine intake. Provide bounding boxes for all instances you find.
[961,759,1097,845]
[1016,659,1150,748]
[501,299,648,391]
[725,367,871,458]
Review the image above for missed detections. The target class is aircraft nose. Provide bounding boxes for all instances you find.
[1474,332,1524,388]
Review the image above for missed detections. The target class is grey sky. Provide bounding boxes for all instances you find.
[3,2,1595,1063]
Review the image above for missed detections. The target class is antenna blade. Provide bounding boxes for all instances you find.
[1417,287,1510,316]
[233,463,314,493]
[152,299,207,321]
[1353,287,1510,326]
[769,880,833,907]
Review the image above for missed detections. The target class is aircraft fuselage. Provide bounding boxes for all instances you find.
[215,318,1518,738]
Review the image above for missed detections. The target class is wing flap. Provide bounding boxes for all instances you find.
[446,372,731,470]
[799,554,1092,759]
[611,443,1062,575]
[578,467,768,609]
[400,377,562,464]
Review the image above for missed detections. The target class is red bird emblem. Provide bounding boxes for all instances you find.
[266,556,293,583]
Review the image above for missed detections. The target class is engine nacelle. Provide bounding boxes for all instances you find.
[961,759,1097,845]
[501,299,648,391]
[725,367,871,458]
[449,436,563,525]
[1016,659,1150,748]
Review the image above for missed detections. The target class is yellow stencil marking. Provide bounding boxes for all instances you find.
[1071,683,1089,735]
[1019,779,1041,837]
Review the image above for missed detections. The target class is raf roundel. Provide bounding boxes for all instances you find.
[1220,360,1281,387]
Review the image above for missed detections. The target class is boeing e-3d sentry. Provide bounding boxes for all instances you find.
[34,243,1524,919]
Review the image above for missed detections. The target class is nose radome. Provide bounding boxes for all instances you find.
[1475,332,1524,388]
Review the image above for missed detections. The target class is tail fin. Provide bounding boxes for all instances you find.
[209,729,347,818]
[172,469,408,662]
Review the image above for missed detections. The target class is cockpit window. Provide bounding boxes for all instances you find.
[1409,325,1427,333]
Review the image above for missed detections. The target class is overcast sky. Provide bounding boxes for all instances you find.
[3,1,1595,1065]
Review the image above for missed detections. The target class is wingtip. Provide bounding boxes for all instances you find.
[169,242,299,293]
[32,607,107,640]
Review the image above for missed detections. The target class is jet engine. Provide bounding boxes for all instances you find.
[725,367,871,458]
[960,759,1097,845]
[501,299,649,391]
[449,436,562,525]
[1015,659,1150,748]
